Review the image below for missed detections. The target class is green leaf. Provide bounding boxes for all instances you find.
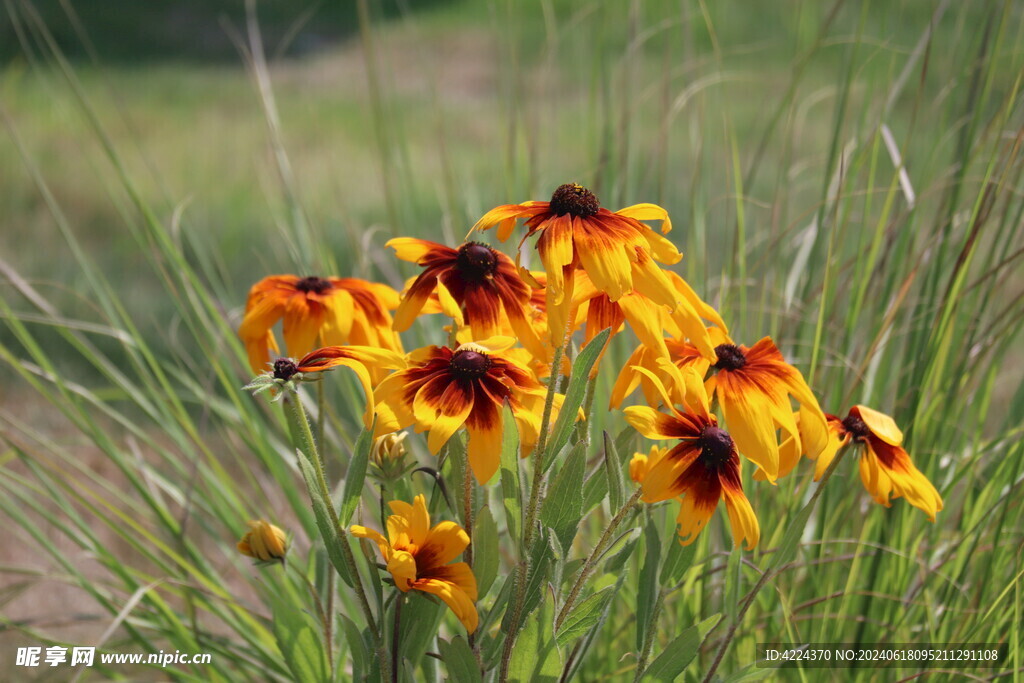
[270,586,329,683]
[636,517,662,650]
[540,441,586,549]
[581,463,608,513]
[643,613,721,681]
[604,527,642,574]
[545,327,612,464]
[399,593,443,670]
[438,636,482,683]
[661,535,697,586]
[294,450,353,587]
[339,424,373,526]
[473,505,499,597]
[338,614,368,682]
[555,585,614,647]
[508,599,561,682]
[499,403,523,548]
[604,431,626,513]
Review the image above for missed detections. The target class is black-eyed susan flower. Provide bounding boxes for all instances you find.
[780,406,942,520]
[386,239,544,357]
[470,183,682,344]
[244,345,404,421]
[623,366,759,549]
[239,275,402,373]
[617,332,829,483]
[706,337,829,482]
[372,337,565,484]
[350,494,478,632]
[237,520,289,562]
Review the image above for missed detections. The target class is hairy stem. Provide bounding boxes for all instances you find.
[284,393,391,682]
[555,489,643,632]
[499,330,568,681]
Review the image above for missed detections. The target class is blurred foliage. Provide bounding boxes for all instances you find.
[0,0,456,63]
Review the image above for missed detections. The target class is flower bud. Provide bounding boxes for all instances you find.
[237,520,289,563]
[372,431,408,467]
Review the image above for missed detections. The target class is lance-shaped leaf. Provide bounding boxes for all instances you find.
[555,585,615,647]
[295,450,353,587]
[340,423,374,526]
[540,441,586,550]
[544,327,612,469]
[473,505,499,597]
[438,636,482,683]
[643,613,721,681]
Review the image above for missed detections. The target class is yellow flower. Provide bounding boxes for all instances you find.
[248,345,405,420]
[386,239,545,359]
[237,520,289,562]
[239,275,401,374]
[351,495,478,633]
[470,183,682,344]
[372,337,567,484]
[623,366,759,549]
[613,332,829,483]
[778,406,943,520]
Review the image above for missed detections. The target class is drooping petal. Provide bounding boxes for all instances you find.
[349,525,392,561]
[866,437,943,520]
[721,476,759,550]
[414,576,479,633]
[393,273,439,332]
[436,278,465,327]
[716,372,781,481]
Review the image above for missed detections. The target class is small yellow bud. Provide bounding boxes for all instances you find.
[372,431,408,466]
[237,520,289,562]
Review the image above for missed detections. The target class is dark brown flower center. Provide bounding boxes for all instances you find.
[699,425,735,468]
[842,414,871,441]
[714,344,747,371]
[455,242,499,281]
[273,358,299,381]
[450,349,491,379]
[549,183,600,217]
[295,276,333,294]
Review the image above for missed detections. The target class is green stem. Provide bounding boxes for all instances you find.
[633,587,667,682]
[498,336,567,682]
[501,300,594,678]
[555,489,643,632]
[699,443,853,683]
[392,593,403,683]
[283,393,391,683]
[462,448,476,652]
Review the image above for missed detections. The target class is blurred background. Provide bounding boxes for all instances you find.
[1,0,1022,679]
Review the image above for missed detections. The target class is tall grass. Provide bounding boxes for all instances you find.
[1,0,1022,680]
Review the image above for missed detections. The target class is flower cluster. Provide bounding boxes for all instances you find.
[237,182,942,633]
